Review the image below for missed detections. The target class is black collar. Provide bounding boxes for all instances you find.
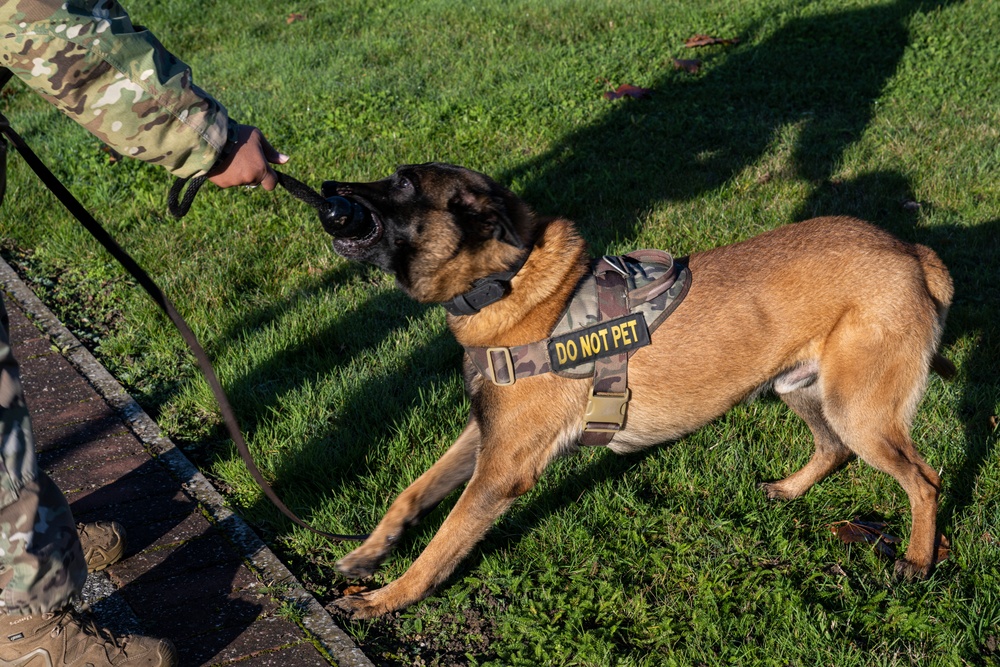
[442,248,532,316]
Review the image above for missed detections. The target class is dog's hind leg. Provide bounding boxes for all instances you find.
[762,380,854,501]
[817,324,941,579]
[336,418,482,579]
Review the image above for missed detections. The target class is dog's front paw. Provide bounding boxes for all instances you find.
[330,589,391,620]
[894,558,932,581]
[759,481,796,501]
[336,548,383,580]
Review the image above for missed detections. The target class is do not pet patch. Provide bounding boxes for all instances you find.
[548,314,651,372]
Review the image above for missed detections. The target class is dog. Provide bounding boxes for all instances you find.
[320,162,954,620]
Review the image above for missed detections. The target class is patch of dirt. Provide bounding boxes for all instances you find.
[286,551,504,667]
[338,587,503,667]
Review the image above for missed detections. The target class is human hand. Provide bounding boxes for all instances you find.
[206,124,289,190]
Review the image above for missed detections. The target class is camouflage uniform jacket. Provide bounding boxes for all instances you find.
[1,0,229,178]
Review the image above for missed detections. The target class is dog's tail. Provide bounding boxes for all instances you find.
[916,244,954,312]
[915,244,956,380]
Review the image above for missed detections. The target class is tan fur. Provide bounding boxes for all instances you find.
[329,166,953,620]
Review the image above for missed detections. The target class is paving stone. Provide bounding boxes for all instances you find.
[71,486,198,529]
[8,322,45,347]
[33,412,129,451]
[18,351,98,408]
[2,276,363,665]
[108,533,241,586]
[38,431,147,471]
[120,563,277,634]
[120,559,261,611]
[22,373,102,416]
[6,307,41,338]
[30,395,113,431]
[182,616,308,667]
[127,586,277,639]
[9,334,53,360]
[221,641,331,666]
[65,464,181,513]
[48,452,151,494]
[122,510,214,553]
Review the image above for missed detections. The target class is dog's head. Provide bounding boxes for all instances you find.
[321,163,534,304]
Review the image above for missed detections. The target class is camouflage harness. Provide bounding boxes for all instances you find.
[465,250,691,446]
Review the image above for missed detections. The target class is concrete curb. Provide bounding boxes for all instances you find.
[0,258,373,667]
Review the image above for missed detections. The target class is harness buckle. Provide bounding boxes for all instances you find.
[486,347,516,386]
[583,387,631,432]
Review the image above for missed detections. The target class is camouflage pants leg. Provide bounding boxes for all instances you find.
[0,296,85,615]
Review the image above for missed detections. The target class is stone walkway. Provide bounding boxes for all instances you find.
[1,260,372,667]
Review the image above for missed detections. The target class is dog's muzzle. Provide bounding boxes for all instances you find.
[319,195,384,254]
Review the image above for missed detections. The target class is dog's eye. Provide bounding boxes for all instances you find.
[396,175,413,191]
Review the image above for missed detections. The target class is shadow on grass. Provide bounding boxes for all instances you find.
[502,0,960,247]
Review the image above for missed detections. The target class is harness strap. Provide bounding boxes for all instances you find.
[0,106,367,543]
[466,251,686,384]
[580,259,631,446]
[467,342,550,385]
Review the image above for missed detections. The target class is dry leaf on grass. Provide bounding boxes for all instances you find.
[601,82,652,101]
[685,34,740,48]
[287,12,305,24]
[672,59,702,74]
[830,519,950,565]
[830,518,901,559]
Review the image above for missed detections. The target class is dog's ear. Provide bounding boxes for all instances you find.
[449,188,526,249]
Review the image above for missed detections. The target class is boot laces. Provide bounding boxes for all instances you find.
[47,606,126,658]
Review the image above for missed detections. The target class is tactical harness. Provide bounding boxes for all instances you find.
[461,250,691,446]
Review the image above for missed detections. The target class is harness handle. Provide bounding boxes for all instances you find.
[621,250,678,302]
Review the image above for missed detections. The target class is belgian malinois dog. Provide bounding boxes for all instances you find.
[322,163,953,619]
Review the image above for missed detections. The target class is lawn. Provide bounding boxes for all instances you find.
[2,0,999,665]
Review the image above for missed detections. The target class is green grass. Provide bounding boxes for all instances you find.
[3,0,999,664]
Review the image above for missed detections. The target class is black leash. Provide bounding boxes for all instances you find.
[0,112,367,543]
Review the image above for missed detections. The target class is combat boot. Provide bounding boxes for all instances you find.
[77,522,126,573]
[0,606,177,666]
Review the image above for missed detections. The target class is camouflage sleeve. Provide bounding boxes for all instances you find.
[0,0,230,178]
